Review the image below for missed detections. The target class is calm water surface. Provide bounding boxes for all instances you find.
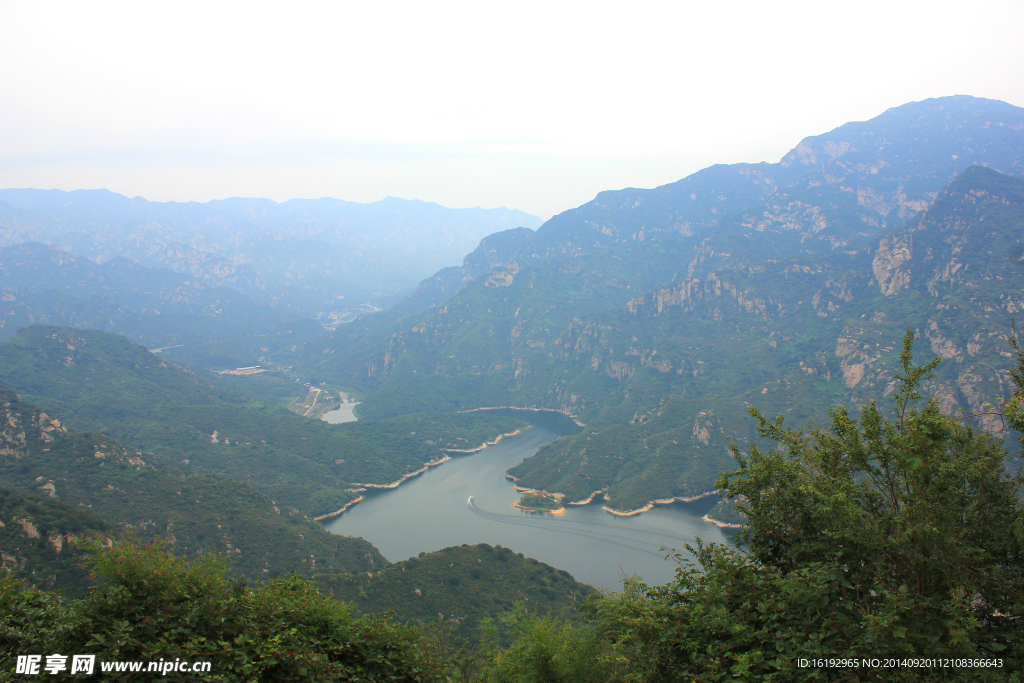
[325,420,734,590]
[321,393,359,424]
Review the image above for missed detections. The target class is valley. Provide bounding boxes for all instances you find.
[323,414,734,589]
[300,97,1024,514]
[4,95,1023,557]
[2,94,1023,678]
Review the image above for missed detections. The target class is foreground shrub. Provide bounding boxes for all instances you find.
[1,538,439,682]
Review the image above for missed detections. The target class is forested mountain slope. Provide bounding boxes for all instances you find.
[0,488,108,596]
[0,326,530,519]
[0,242,292,346]
[0,240,335,371]
[299,97,1024,512]
[0,339,592,626]
[507,166,1024,508]
[0,387,386,581]
[318,94,1024,332]
[530,95,1023,258]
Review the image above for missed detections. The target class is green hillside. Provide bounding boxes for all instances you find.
[4,344,1021,680]
[0,386,386,580]
[0,488,109,597]
[0,326,529,517]
[316,543,593,643]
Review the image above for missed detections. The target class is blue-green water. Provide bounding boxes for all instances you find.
[324,421,734,590]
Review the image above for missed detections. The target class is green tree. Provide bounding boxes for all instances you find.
[718,330,1023,662]
[586,330,1024,682]
[1,537,441,682]
[473,604,619,683]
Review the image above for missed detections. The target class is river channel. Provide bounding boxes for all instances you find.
[323,410,735,589]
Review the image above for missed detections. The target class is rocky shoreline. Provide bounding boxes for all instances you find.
[313,495,364,522]
[443,428,527,453]
[322,427,531,519]
[511,501,566,515]
[351,454,453,490]
[459,405,586,427]
[506,479,570,515]
[701,513,744,529]
[601,491,718,517]
[566,489,606,505]
[504,481,725,520]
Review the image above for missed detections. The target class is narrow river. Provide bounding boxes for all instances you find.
[324,418,735,590]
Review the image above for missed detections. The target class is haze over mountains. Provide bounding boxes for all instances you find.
[0,193,542,368]
[0,191,542,318]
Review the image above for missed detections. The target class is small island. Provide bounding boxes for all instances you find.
[513,492,566,515]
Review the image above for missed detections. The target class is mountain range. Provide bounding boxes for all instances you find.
[2,94,1023,597]
[298,95,1024,511]
[0,191,542,319]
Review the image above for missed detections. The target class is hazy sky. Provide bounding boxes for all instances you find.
[2,1,1023,219]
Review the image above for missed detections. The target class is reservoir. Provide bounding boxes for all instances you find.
[321,393,359,424]
[324,411,735,590]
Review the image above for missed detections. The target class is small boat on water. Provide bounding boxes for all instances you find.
[467,495,474,505]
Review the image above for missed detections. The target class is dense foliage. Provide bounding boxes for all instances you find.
[721,332,1023,638]
[317,544,592,644]
[0,489,108,597]
[1,539,439,682]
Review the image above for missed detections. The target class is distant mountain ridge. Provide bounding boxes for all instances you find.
[0,191,543,317]
[0,240,314,369]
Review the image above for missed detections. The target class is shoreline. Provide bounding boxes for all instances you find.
[313,495,364,522]
[320,391,360,424]
[505,479,571,515]
[511,501,566,515]
[351,454,453,490]
[459,405,586,427]
[601,491,719,517]
[701,513,744,529]
[325,427,534,519]
[444,428,528,453]
[506,479,567,503]
[567,489,606,505]
[503,481,720,518]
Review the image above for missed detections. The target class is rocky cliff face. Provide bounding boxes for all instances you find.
[0,487,109,595]
[359,96,1024,328]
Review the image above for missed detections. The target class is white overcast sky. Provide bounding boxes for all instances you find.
[1,1,1023,219]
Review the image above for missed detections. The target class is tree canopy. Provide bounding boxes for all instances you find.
[590,330,1024,681]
